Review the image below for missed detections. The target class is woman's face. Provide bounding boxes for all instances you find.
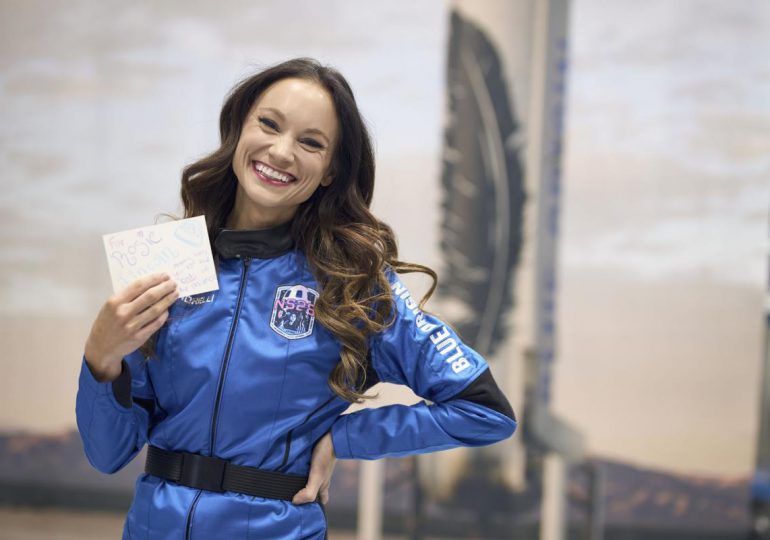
[229,77,339,229]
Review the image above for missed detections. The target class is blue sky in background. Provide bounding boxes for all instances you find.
[0,0,768,476]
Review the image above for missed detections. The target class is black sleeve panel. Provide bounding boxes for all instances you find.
[453,368,516,421]
[111,359,132,409]
[133,397,156,416]
[110,359,156,415]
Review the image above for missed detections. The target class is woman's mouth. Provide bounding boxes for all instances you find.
[252,161,297,186]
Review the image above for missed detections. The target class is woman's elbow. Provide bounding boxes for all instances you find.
[83,445,128,474]
[477,407,518,445]
[450,367,518,444]
[494,414,518,442]
[438,400,518,447]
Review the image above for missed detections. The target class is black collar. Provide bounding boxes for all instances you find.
[213,219,295,259]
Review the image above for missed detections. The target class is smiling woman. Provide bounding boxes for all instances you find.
[228,78,339,229]
[75,57,517,540]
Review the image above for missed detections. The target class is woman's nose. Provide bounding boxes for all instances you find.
[268,135,294,165]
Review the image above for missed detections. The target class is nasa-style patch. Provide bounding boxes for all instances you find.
[270,284,319,339]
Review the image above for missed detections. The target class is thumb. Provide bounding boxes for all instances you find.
[292,482,320,505]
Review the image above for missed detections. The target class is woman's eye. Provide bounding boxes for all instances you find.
[301,138,323,149]
[258,116,278,130]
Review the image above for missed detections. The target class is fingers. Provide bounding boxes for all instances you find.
[292,476,331,505]
[124,277,178,323]
[134,308,170,343]
[293,431,336,505]
[130,284,179,331]
[293,470,321,503]
[292,486,316,505]
[292,485,330,505]
[115,273,171,304]
[87,273,177,372]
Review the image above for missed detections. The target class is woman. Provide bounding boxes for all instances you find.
[76,57,516,539]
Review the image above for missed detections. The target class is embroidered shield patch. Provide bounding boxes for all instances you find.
[270,284,318,339]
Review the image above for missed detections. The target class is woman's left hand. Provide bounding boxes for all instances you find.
[292,431,336,505]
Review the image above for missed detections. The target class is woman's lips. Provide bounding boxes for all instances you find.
[252,161,296,187]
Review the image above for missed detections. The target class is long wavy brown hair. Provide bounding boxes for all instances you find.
[140,58,437,403]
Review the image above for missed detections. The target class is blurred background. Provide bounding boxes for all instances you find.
[1,0,768,538]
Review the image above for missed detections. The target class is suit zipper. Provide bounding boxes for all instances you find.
[185,255,250,540]
[210,255,251,454]
[279,394,337,469]
[184,491,203,540]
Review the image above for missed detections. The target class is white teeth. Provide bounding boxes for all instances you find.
[255,162,294,183]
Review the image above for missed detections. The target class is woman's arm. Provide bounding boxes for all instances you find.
[329,269,516,461]
[76,349,164,473]
[76,273,175,474]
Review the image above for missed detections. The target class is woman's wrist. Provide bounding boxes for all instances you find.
[84,342,122,383]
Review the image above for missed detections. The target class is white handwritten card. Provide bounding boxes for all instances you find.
[102,216,219,297]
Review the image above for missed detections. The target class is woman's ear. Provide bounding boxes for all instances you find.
[321,167,335,187]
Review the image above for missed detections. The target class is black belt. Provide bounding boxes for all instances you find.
[145,445,311,502]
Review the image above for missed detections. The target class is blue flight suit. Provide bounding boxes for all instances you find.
[75,220,517,539]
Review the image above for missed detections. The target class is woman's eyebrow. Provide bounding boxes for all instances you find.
[259,107,330,143]
[260,107,286,120]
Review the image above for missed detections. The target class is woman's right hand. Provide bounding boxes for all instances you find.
[84,273,179,382]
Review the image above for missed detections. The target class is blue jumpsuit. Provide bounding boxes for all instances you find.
[75,221,517,539]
